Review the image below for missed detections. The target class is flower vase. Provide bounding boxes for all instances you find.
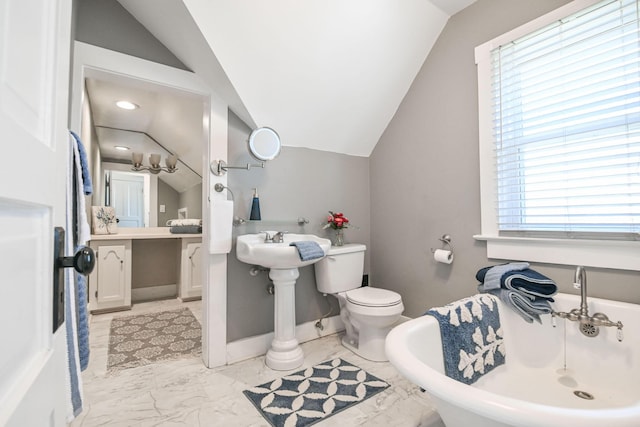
[334,229,344,246]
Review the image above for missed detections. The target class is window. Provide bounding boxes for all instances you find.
[475,0,640,270]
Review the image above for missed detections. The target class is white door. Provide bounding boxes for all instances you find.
[110,171,145,227]
[0,0,73,425]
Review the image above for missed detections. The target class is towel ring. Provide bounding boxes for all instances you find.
[431,234,454,254]
[214,183,235,201]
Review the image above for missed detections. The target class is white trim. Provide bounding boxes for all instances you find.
[226,315,345,365]
[474,0,604,61]
[131,284,177,302]
[474,0,640,272]
[474,235,640,271]
[202,100,229,368]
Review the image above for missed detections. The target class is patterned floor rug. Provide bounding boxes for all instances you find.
[107,308,201,371]
[244,358,390,427]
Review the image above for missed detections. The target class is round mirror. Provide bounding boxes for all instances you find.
[248,127,281,161]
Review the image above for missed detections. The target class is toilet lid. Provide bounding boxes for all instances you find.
[346,287,402,307]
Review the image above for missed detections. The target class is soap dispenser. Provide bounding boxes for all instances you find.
[249,188,261,220]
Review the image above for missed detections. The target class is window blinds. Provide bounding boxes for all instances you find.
[491,0,640,235]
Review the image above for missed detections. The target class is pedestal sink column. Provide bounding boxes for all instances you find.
[266,268,304,370]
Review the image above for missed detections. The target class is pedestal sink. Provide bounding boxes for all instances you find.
[236,232,331,370]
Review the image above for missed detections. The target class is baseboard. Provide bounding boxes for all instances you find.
[226,315,345,365]
[131,284,177,302]
[399,315,412,323]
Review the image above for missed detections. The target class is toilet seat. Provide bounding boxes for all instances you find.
[346,287,402,308]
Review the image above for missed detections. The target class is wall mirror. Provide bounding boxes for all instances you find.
[83,73,204,228]
[210,126,281,176]
[248,127,281,161]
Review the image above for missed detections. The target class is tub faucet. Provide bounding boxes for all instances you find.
[552,266,624,341]
[576,265,588,320]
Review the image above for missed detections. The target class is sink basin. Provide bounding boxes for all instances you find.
[236,232,331,269]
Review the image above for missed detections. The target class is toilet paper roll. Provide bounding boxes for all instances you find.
[433,249,453,264]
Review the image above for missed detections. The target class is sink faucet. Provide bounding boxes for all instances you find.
[552,266,624,341]
[260,231,287,243]
[272,231,287,243]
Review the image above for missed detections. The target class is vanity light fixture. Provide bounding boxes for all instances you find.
[116,100,139,110]
[131,152,178,174]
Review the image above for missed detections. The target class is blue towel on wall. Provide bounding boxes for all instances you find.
[289,241,325,261]
[64,273,83,416]
[70,131,92,196]
[76,272,90,370]
[65,131,93,419]
[483,288,553,324]
[426,294,506,385]
[477,265,557,298]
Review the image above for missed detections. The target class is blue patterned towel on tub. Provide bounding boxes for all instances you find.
[427,294,505,385]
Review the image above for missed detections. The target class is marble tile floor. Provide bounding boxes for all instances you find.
[72,299,445,427]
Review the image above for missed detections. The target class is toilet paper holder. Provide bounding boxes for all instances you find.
[431,234,454,255]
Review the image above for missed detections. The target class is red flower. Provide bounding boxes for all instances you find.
[325,211,350,230]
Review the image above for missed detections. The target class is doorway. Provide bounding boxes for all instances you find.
[109,170,146,227]
[69,41,228,368]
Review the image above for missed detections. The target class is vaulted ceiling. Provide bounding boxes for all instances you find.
[117,0,476,157]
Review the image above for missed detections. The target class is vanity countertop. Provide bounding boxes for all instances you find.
[90,227,202,241]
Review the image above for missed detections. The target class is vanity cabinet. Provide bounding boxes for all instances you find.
[179,238,202,301]
[88,239,132,312]
[88,229,201,313]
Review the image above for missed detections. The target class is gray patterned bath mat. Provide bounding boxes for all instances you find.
[107,308,201,371]
[244,358,389,427]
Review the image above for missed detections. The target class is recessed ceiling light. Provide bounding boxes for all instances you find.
[116,100,139,110]
[114,146,130,151]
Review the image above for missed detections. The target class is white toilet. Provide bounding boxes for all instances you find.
[314,243,404,361]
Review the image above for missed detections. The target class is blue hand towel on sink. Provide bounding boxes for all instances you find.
[290,241,325,261]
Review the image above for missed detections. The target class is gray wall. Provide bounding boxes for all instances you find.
[226,112,371,341]
[370,0,640,318]
[75,0,188,70]
[157,179,179,226]
[179,183,203,221]
[154,180,203,226]
[131,239,179,290]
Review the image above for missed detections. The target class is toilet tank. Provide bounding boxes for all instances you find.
[315,243,366,294]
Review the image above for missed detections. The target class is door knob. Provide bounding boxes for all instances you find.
[58,245,95,275]
[52,227,96,333]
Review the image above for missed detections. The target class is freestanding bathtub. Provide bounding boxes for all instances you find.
[386,293,640,427]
